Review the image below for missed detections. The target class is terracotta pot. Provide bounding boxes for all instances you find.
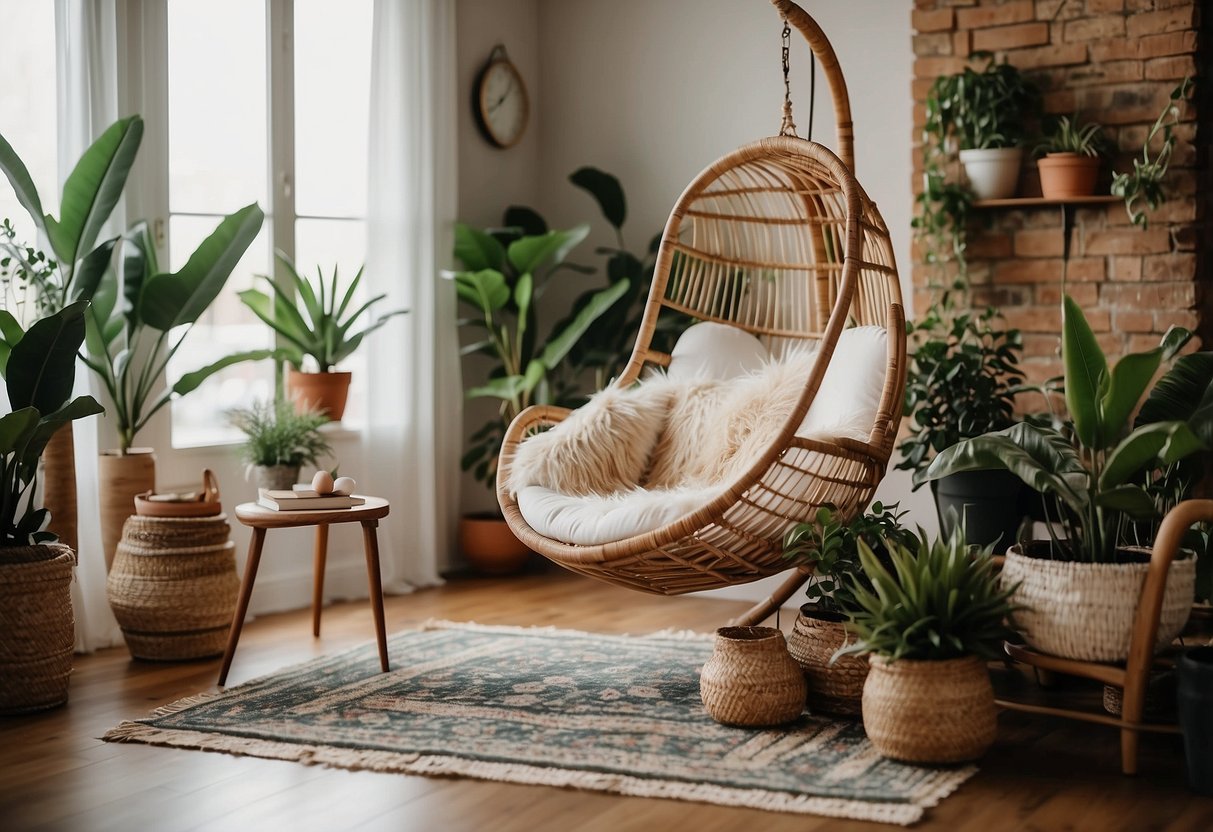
[862,654,997,764]
[0,544,75,714]
[959,147,1022,200]
[700,626,806,727]
[787,605,869,717]
[459,515,531,575]
[41,423,77,550]
[1038,153,1101,199]
[1003,542,1196,662]
[98,449,156,573]
[287,370,351,421]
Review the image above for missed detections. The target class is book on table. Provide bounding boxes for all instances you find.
[258,490,366,511]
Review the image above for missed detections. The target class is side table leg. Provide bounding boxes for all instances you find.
[361,520,390,672]
[312,524,329,637]
[219,527,267,686]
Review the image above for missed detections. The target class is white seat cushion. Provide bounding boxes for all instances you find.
[516,484,726,546]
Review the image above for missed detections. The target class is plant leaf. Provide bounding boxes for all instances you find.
[453,269,510,313]
[1099,420,1204,489]
[6,300,89,413]
[507,225,589,277]
[539,279,629,370]
[172,349,281,397]
[1098,347,1161,447]
[1062,295,1107,449]
[0,130,45,233]
[570,167,627,229]
[453,223,506,271]
[1136,352,1213,445]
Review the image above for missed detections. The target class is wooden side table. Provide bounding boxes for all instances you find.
[218,497,391,686]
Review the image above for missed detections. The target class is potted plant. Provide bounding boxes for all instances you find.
[0,302,104,713]
[1036,115,1105,199]
[781,501,914,716]
[230,398,332,493]
[1179,645,1213,795]
[924,52,1039,200]
[897,303,1028,546]
[839,527,1017,763]
[924,296,1210,662]
[239,254,407,421]
[449,217,628,573]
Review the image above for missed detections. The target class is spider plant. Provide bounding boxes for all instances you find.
[1035,115,1104,157]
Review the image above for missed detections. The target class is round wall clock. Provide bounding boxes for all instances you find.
[475,45,529,149]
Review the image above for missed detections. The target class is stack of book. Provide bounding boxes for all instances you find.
[258,488,365,512]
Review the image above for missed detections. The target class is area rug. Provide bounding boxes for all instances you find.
[103,621,976,825]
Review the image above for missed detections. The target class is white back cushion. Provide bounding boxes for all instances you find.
[666,321,769,380]
[797,325,888,443]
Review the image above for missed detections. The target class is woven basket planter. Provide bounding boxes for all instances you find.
[700,626,806,727]
[786,606,868,717]
[1002,543,1196,663]
[107,514,238,661]
[862,654,997,764]
[0,543,75,714]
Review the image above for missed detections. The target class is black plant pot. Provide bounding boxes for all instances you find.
[1178,646,1213,796]
[931,469,1026,551]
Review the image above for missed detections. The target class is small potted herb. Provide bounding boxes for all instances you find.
[1036,115,1105,199]
[781,502,914,716]
[230,398,332,493]
[840,527,1017,764]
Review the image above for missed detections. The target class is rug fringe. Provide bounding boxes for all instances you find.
[418,618,712,643]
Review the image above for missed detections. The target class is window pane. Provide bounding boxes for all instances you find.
[294,0,373,218]
[0,0,58,247]
[167,214,273,446]
[167,0,268,214]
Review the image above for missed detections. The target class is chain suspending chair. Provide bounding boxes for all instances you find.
[496,0,907,626]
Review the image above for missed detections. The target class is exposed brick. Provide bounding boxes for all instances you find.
[1125,6,1197,38]
[913,56,967,79]
[1114,309,1156,332]
[956,0,1034,28]
[914,32,955,57]
[1102,282,1196,310]
[1144,55,1197,81]
[1065,60,1143,87]
[1038,282,1098,306]
[993,257,1105,283]
[1086,0,1126,12]
[1109,257,1144,281]
[1013,228,1066,257]
[1143,252,1197,281]
[913,7,955,32]
[1090,30,1198,62]
[912,77,936,102]
[1083,228,1172,255]
[953,29,972,57]
[973,22,1050,51]
[1064,15,1126,41]
[1008,43,1088,69]
[966,232,1013,258]
[1036,0,1082,20]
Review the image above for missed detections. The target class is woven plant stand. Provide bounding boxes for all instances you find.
[862,655,996,764]
[0,543,76,714]
[787,608,868,717]
[700,626,806,727]
[107,514,239,661]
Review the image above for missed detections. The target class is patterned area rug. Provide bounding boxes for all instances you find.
[104,621,976,825]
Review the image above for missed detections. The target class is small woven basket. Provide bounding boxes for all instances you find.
[787,608,869,717]
[862,654,997,764]
[107,514,238,661]
[700,626,806,727]
[1003,544,1196,662]
[0,543,76,714]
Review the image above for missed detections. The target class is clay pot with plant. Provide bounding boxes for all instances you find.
[1036,115,1105,199]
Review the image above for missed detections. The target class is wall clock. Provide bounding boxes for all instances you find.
[475,45,529,149]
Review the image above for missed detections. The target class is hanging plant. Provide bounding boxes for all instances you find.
[1111,77,1194,228]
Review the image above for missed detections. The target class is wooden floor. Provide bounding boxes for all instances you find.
[1,566,1210,832]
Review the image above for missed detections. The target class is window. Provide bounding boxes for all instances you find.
[162,0,373,445]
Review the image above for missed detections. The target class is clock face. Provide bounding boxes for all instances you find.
[479,60,528,148]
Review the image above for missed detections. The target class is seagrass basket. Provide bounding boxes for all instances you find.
[787,608,869,717]
[107,514,238,661]
[0,543,76,714]
[700,626,806,727]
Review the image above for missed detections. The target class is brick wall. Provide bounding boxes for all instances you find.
[911,0,1206,405]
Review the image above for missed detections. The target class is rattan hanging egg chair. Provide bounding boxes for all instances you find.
[497,0,906,626]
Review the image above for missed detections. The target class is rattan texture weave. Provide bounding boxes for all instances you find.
[862,655,997,764]
[700,626,807,727]
[0,543,75,713]
[107,514,239,661]
[787,612,869,717]
[496,0,906,597]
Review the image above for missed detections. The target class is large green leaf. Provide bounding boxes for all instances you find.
[1095,484,1158,519]
[502,206,548,237]
[25,395,104,461]
[6,301,89,414]
[539,278,629,370]
[119,221,156,338]
[1136,352,1213,445]
[1099,420,1204,489]
[453,269,510,313]
[507,225,589,277]
[466,374,526,403]
[0,407,40,455]
[331,310,408,365]
[0,131,45,233]
[453,223,506,271]
[514,273,533,338]
[140,203,264,330]
[1062,295,1107,449]
[1098,348,1161,447]
[570,167,626,229]
[172,349,280,397]
[44,116,143,270]
[69,237,118,304]
[238,287,313,352]
[0,309,23,374]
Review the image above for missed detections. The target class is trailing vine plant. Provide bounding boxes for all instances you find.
[1111,77,1195,228]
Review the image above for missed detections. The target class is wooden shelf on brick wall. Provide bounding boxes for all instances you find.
[972,195,1121,209]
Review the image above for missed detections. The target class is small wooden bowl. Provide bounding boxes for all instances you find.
[134,469,223,518]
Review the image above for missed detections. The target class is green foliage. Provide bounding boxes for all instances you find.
[925,53,1039,152]
[1035,114,1105,157]
[229,398,332,469]
[839,526,1018,662]
[782,501,916,615]
[897,304,1024,486]
[1,303,104,546]
[239,254,406,373]
[1111,78,1193,228]
[81,210,279,453]
[925,296,1209,562]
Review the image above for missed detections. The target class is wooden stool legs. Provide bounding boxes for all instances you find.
[312,525,329,637]
[218,527,266,686]
[362,519,390,672]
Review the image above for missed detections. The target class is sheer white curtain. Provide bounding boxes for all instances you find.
[55,0,124,652]
[363,0,460,590]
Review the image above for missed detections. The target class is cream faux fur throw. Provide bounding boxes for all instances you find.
[507,350,817,498]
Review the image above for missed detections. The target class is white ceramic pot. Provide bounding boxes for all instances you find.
[959,147,1023,200]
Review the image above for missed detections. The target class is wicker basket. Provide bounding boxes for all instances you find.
[107,514,238,661]
[0,543,76,714]
[700,626,806,727]
[1003,544,1196,663]
[862,654,997,764]
[787,607,868,717]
